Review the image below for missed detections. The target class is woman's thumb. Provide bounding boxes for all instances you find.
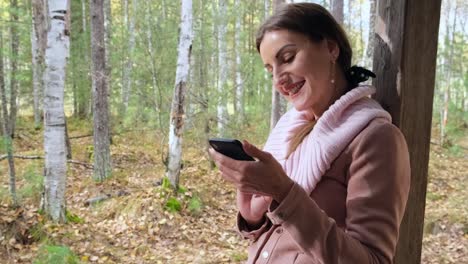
[242,140,270,161]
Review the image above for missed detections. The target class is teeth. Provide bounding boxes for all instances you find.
[288,82,303,96]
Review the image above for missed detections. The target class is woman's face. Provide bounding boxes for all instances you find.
[259,30,339,118]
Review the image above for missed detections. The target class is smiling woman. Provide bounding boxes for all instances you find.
[209,2,410,264]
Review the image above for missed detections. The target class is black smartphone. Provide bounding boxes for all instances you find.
[209,138,255,161]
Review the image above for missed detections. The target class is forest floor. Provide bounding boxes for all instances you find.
[0,117,467,263]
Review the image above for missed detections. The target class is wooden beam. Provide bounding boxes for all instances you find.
[372,0,442,263]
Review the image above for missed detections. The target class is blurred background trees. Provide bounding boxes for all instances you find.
[0,0,466,216]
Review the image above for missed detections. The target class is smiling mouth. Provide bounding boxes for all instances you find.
[286,80,305,97]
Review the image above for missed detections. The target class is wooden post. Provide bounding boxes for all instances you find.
[372,0,442,263]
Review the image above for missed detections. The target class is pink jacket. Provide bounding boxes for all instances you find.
[237,117,410,263]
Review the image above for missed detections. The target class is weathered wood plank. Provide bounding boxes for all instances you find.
[372,0,442,263]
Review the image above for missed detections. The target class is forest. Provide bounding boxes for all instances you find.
[0,0,467,263]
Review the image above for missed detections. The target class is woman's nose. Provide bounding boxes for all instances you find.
[274,73,288,88]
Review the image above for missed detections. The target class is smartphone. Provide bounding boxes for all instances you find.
[209,138,255,161]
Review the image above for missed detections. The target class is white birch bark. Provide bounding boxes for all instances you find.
[441,2,458,146]
[42,0,70,222]
[234,0,244,120]
[331,0,344,24]
[90,0,112,181]
[0,26,17,206]
[145,2,162,128]
[32,0,48,128]
[81,0,86,31]
[264,0,270,20]
[270,0,287,130]
[217,0,227,135]
[122,0,137,114]
[31,24,41,127]
[264,0,272,96]
[365,0,376,69]
[167,0,193,188]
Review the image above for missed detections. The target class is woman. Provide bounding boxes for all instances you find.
[209,3,410,263]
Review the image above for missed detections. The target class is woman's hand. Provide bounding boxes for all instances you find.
[209,140,294,222]
[237,191,272,226]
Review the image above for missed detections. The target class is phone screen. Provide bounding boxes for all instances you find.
[209,138,255,161]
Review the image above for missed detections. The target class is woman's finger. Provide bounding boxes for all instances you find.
[209,147,248,171]
[242,140,273,162]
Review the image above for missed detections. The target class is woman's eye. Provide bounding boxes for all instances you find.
[283,55,295,63]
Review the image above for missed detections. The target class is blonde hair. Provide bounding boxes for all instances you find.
[286,120,316,159]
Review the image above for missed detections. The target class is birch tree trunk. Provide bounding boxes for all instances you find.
[234,0,244,121]
[32,0,48,128]
[167,0,193,188]
[264,0,271,98]
[81,0,86,31]
[264,0,270,20]
[121,0,136,115]
[366,0,376,68]
[90,0,112,181]
[440,2,458,146]
[42,0,70,222]
[0,26,17,206]
[9,0,19,137]
[145,2,163,129]
[217,0,227,135]
[270,0,286,131]
[331,0,344,24]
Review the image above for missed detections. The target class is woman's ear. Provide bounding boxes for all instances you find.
[326,39,340,61]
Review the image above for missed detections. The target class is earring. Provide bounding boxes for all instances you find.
[330,60,336,84]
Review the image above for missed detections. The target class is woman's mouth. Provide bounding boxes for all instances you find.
[286,80,305,97]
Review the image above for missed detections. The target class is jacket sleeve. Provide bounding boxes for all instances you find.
[237,212,272,242]
[265,122,411,263]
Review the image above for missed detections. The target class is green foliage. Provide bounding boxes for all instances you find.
[161,177,172,190]
[158,177,203,214]
[0,186,9,203]
[426,192,444,202]
[165,197,182,212]
[29,220,49,244]
[65,210,84,224]
[187,195,203,214]
[447,145,464,157]
[33,245,80,264]
[231,251,248,262]
[18,164,43,201]
[177,186,187,194]
[86,145,94,161]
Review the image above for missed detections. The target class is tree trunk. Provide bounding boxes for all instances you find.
[365,0,376,69]
[264,0,270,20]
[234,0,244,121]
[104,0,112,84]
[372,0,442,263]
[90,0,112,181]
[121,0,136,115]
[145,2,163,129]
[8,0,19,138]
[167,0,193,189]
[81,0,86,31]
[0,25,17,206]
[331,0,344,25]
[42,0,70,223]
[270,0,287,131]
[31,0,48,128]
[217,0,228,135]
[440,2,458,146]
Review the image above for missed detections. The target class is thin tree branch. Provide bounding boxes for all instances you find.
[0,155,94,169]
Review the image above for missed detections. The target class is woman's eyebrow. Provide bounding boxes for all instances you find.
[275,44,296,59]
[263,44,297,68]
